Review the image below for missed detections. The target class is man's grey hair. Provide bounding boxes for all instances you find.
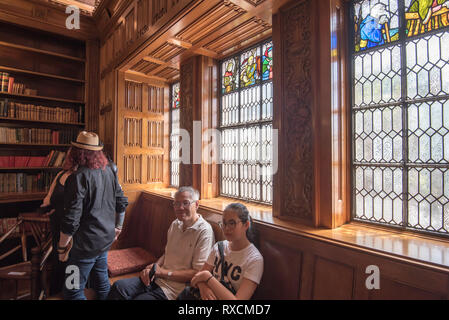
[175,186,200,201]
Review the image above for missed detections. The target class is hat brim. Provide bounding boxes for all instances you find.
[71,141,103,151]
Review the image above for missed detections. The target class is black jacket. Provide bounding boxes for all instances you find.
[61,163,128,259]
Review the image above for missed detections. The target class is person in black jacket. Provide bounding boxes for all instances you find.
[57,131,128,300]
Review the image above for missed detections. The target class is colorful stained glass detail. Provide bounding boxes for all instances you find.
[405,0,449,37]
[172,82,180,109]
[353,0,400,52]
[261,42,273,81]
[240,47,260,87]
[222,57,239,94]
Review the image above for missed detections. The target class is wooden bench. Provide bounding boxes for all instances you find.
[108,192,224,285]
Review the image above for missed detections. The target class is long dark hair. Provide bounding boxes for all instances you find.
[63,146,108,171]
[224,203,258,245]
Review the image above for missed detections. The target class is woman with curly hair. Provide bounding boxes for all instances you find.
[57,131,128,300]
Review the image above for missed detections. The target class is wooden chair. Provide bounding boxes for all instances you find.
[0,212,52,300]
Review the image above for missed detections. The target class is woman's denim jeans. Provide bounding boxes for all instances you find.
[63,251,110,300]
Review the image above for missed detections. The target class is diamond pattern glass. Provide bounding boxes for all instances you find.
[351,0,449,236]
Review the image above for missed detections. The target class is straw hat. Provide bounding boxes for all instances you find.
[71,131,103,151]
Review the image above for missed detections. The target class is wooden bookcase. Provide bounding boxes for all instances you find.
[0,21,86,251]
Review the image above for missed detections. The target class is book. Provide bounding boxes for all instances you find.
[53,151,65,167]
[1,72,9,92]
[7,77,14,93]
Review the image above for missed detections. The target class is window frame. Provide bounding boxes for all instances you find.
[218,38,274,205]
[169,81,180,188]
[349,0,449,238]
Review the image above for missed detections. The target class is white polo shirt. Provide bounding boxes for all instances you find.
[155,214,215,300]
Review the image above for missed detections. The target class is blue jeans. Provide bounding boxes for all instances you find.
[108,277,168,300]
[63,251,110,300]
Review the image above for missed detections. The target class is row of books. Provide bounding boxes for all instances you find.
[0,171,57,193]
[0,150,66,168]
[0,127,79,144]
[0,99,82,123]
[0,72,37,95]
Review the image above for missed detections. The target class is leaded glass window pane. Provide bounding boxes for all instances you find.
[351,0,449,236]
[219,40,273,204]
[170,82,180,187]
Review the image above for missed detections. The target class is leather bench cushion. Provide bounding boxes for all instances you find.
[108,247,157,277]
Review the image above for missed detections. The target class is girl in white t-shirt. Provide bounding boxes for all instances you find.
[190,203,264,300]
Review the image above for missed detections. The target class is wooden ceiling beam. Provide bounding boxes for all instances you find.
[166,38,192,49]
[125,69,167,84]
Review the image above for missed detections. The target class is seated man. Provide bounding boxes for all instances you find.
[108,186,215,300]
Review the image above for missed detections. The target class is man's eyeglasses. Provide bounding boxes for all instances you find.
[173,200,195,208]
[219,220,242,229]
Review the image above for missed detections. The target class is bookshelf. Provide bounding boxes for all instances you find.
[0,22,86,222]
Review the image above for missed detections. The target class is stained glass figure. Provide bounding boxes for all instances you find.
[222,57,239,94]
[172,82,180,109]
[405,0,449,37]
[261,42,273,81]
[240,47,260,87]
[353,0,399,52]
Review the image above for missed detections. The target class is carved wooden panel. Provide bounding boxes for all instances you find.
[113,22,125,59]
[125,7,135,46]
[255,237,302,299]
[367,277,443,300]
[137,0,150,36]
[147,154,164,182]
[152,0,167,24]
[312,257,354,299]
[124,118,143,147]
[148,120,164,148]
[274,0,314,222]
[179,58,194,187]
[147,85,164,114]
[125,81,143,111]
[124,154,143,184]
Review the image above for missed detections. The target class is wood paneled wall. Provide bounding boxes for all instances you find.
[115,71,169,192]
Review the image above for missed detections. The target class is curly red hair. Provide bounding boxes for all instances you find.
[63,146,108,171]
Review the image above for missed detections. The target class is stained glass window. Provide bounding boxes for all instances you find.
[222,57,239,94]
[220,40,273,204]
[240,47,261,88]
[405,0,449,37]
[170,82,180,187]
[351,0,449,236]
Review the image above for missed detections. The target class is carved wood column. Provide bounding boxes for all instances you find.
[179,55,218,197]
[273,0,316,225]
[273,0,350,227]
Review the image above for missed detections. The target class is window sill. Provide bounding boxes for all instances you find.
[143,189,449,270]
